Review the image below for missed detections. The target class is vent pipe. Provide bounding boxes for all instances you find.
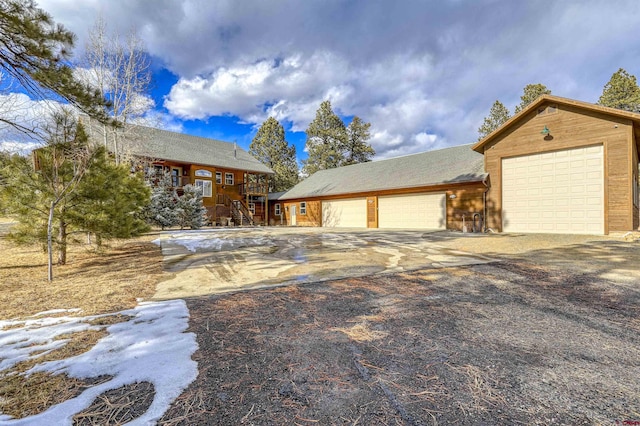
[234,141,237,159]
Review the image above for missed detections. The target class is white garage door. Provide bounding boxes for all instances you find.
[322,198,366,227]
[502,145,604,234]
[378,193,446,229]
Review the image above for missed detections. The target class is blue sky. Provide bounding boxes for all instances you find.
[3,0,640,162]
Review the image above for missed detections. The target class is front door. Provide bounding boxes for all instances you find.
[291,205,297,226]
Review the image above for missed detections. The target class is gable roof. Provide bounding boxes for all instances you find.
[473,94,640,153]
[280,143,485,200]
[84,118,273,174]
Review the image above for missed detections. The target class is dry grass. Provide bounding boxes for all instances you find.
[0,234,164,320]
[73,381,155,426]
[0,373,111,419]
[0,227,166,421]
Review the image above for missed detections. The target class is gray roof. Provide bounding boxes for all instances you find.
[280,144,485,200]
[85,119,273,174]
[268,191,288,201]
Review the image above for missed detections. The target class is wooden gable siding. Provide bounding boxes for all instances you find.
[482,102,635,233]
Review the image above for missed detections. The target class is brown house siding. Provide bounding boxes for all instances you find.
[446,184,486,232]
[482,102,636,233]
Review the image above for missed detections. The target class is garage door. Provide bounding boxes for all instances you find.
[502,145,604,234]
[322,198,366,227]
[378,193,446,229]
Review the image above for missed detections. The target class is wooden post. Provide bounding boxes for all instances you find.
[265,174,269,226]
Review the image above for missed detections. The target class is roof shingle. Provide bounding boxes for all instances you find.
[280,143,485,200]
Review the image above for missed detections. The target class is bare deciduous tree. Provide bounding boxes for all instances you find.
[82,16,153,164]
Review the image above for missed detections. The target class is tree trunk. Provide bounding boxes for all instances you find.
[47,201,55,282]
[57,216,67,265]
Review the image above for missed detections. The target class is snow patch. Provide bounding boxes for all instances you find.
[0,300,198,425]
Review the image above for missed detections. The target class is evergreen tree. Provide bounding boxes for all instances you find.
[1,111,149,280]
[477,100,511,140]
[69,153,150,244]
[175,184,207,229]
[344,116,374,165]
[0,0,110,135]
[249,117,299,192]
[597,68,640,113]
[514,83,551,114]
[302,100,348,176]
[145,172,179,229]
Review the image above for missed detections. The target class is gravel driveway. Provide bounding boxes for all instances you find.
[157,229,640,424]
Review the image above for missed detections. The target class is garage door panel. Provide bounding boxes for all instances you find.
[502,145,604,234]
[322,198,366,228]
[378,193,445,229]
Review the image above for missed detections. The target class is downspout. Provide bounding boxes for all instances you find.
[482,174,490,233]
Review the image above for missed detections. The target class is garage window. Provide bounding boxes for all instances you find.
[300,202,307,215]
[275,203,281,215]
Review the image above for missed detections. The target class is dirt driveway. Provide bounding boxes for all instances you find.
[155,228,640,425]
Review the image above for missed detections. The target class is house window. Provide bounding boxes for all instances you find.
[275,203,281,215]
[225,172,234,185]
[195,179,212,197]
[248,203,256,214]
[537,107,546,115]
[215,172,222,184]
[300,202,307,215]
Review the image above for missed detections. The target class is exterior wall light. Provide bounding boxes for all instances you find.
[541,125,551,136]
[449,194,457,199]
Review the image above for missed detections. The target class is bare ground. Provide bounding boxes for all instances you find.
[159,243,640,425]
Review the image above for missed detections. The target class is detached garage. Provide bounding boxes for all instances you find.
[473,95,640,234]
[277,144,487,230]
[274,95,639,235]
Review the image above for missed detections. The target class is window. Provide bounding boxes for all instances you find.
[215,172,222,184]
[275,203,281,215]
[300,202,307,215]
[195,179,212,197]
[537,107,546,115]
[225,172,234,185]
[248,203,256,214]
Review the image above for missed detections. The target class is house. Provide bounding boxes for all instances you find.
[84,120,274,225]
[276,95,640,235]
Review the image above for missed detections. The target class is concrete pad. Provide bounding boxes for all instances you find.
[152,228,496,299]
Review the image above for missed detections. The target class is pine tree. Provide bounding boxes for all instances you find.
[176,184,207,229]
[0,0,110,135]
[477,100,511,140]
[597,68,640,113]
[1,111,149,280]
[249,117,299,192]
[344,116,375,165]
[145,172,179,229]
[302,101,348,176]
[514,83,551,114]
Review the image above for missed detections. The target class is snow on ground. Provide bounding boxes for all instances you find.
[154,229,270,253]
[0,300,198,425]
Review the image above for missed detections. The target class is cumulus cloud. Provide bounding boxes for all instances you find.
[35,0,640,158]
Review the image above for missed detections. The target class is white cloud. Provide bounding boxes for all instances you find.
[34,0,640,159]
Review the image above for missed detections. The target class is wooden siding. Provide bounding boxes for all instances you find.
[481,101,635,233]
[280,200,322,226]
[446,185,486,232]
